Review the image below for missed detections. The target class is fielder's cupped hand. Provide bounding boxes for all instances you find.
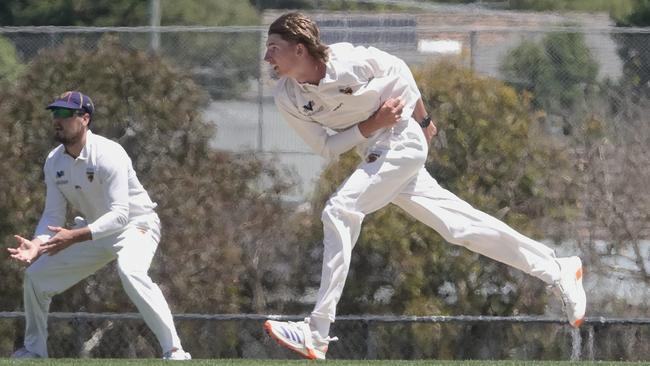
[39,226,77,255]
[7,235,40,264]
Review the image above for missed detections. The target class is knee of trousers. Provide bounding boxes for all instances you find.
[321,198,364,226]
[117,266,153,288]
[321,200,364,236]
[320,201,363,256]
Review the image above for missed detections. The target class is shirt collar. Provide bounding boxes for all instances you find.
[320,59,337,85]
[295,60,337,90]
[76,130,93,161]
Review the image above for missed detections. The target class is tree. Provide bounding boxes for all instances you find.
[612,0,650,25]
[0,0,258,27]
[0,36,297,357]
[500,2,650,323]
[500,32,599,135]
[0,0,261,99]
[557,87,650,321]
[0,36,24,82]
[612,1,650,99]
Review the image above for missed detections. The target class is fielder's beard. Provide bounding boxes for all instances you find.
[54,132,71,144]
[55,130,83,145]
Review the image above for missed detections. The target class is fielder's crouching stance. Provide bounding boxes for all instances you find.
[262,13,586,360]
[7,91,190,360]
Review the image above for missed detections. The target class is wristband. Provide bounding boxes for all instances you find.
[419,115,432,128]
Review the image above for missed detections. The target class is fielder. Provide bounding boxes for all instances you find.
[262,13,586,360]
[7,91,191,360]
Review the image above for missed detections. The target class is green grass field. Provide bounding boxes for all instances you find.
[0,360,647,366]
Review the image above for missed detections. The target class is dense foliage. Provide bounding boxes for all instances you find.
[500,32,599,136]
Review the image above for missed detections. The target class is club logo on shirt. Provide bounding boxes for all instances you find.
[303,100,315,112]
[56,170,65,178]
[86,168,95,182]
[301,100,324,116]
[339,86,353,95]
[366,152,381,163]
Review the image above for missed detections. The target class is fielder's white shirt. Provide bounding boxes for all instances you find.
[273,42,421,160]
[35,130,157,242]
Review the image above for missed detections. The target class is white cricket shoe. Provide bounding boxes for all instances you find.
[11,347,40,358]
[72,216,88,228]
[554,256,586,327]
[162,348,192,360]
[264,318,337,360]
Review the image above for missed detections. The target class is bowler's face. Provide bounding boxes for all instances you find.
[264,34,300,78]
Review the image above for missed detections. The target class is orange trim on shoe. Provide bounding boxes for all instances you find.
[574,266,584,328]
[572,318,584,328]
[264,320,316,360]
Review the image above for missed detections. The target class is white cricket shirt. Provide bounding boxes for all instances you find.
[34,130,157,242]
[273,42,421,160]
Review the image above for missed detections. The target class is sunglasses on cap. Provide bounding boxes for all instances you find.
[51,108,86,119]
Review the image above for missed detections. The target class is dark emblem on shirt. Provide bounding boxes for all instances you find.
[339,86,353,95]
[303,100,315,112]
[86,168,95,182]
[366,152,381,163]
[56,170,65,178]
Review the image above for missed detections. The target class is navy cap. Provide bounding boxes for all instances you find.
[46,91,94,115]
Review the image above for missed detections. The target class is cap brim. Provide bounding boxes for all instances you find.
[46,101,79,110]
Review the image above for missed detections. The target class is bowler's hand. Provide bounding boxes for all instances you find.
[7,235,40,264]
[374,97,405,129]
[40,226,90,256]
[360,98,405,138]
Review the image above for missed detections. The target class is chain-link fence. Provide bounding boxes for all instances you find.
[2,312,650,360]
[1,15,649,197]
[1,7,650,361]
[1,22,643,179]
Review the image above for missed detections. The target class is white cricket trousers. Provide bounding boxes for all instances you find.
[311,119,562,323]
[22,214,182,358]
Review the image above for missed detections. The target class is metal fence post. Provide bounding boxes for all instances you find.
[587,325,594,360]
[470,30,477,71]
[570,326,582,360]
[149,0,160,52]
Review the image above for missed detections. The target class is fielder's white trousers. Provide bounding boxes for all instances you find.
[311,119,562,323]
[22,214,182,358]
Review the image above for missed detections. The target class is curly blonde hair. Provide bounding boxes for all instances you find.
[268,12,329,63]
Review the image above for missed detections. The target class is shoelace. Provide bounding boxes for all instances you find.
[289,320,340,347]
[553,281,577,308]
[302,317,340,343]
